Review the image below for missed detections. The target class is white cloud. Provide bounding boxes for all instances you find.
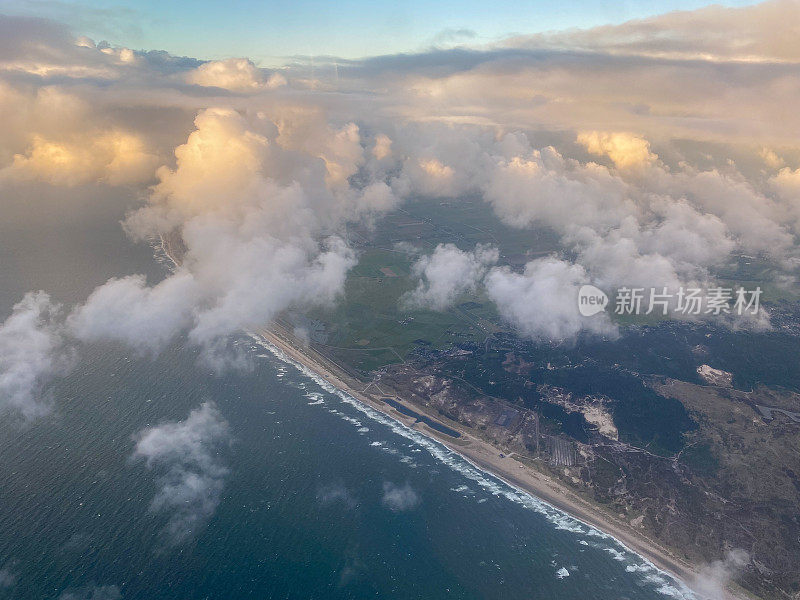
[317,482,357,508]
[132,402,230,545]
[577,131,658,171]
[0,292,70,420]
[485,258,618,341]
[691,549,749,600]
[187,58,285,92]
[403,243,498,311]
[68,272,199,354]
[770,166,800,233]
[372,133,392,160]
[381,481,420,511]
[67,108,370,365]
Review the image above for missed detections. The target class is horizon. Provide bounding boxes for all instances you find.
[3,0,760,64]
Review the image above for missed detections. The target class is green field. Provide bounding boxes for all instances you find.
[296,198,555,374]
[296,198,799,376]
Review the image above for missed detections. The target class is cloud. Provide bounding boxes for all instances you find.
[691,549,749,600]
[0,86,158,186]
[335,3,800,146]
[432,28,478,46]
[0,564,17,589]
[403,243,498,311]
[770,166,800,231]
[67,272,199,354]
[387,124,791,314]
[485,258,618,341]
[505,0,800,63]
[67,107,376,366]
[0,292,70,420]
[187,58,286,93]
[58,584,122,600]
[381,481,420,512]
[0,3,798,406]
[371,133,392,160]
[7,129,158,186]
[577,131,657,171]
[132,401,230,545]
[317,482,358,509]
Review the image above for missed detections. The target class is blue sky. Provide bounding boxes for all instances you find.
[6,0,758,64]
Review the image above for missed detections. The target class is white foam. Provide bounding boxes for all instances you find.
[305,392,325,405]
[604,547,627,561]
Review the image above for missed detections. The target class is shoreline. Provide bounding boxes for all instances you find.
[159,235,750,600]
[255,324,715,599]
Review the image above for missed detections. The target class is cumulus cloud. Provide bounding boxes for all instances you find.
[0,292,70,420]
[389,123,793,318]
[187,58,286,92]
[65,106,386,366]
[403,243,498,311]
[381,481,420,512]
[67,272,200,354]
[770,166,800,232]
[371,133,392,160]
[401,242,619,342]
[0,86,158,186]
[485,258,618,341]
[132,402,230,545]
[7,129,158,186]
[577,131,657,171]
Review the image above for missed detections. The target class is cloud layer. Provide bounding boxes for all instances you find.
[0,3,799,414]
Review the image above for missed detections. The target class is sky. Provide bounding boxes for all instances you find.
[3,0,759,63]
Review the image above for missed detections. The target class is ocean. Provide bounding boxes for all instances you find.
[0,191,695,599]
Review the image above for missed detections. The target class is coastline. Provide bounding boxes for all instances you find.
[158,235,744,600]
[255,323,715,599]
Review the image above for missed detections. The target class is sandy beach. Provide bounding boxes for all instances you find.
[255,323,726,599]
